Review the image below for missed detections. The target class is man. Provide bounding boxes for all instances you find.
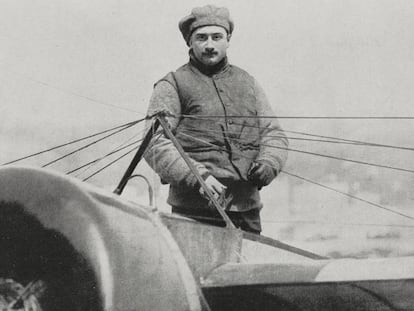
[145,5,288,234]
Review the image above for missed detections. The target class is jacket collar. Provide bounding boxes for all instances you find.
[189,50,229,77]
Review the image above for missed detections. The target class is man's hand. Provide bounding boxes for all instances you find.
[199,175,227,200]
[248,161,278,188]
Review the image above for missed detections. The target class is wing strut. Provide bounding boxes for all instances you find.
[113,112,235,228]
[156,113,235,228]
[113,117,160,195]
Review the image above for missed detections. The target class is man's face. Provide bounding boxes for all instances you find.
[190,25,230,66]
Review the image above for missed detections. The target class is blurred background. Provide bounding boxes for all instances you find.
[1,0,414,258]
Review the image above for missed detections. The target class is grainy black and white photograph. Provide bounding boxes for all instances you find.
[1,0,414,310]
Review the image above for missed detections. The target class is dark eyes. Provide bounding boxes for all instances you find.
[196,34,224,41]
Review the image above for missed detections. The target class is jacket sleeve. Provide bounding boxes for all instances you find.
[253,79,289,173]
[144,79,209,188]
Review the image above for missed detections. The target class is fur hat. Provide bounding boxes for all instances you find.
[179,5,234,46]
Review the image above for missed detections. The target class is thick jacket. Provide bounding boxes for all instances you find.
[145,58,288,212]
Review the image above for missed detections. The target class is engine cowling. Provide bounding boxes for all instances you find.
[0,166,203,311]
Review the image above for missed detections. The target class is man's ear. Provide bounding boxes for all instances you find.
[187,33,194,47]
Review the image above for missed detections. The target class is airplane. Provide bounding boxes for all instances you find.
[0,113,413,311]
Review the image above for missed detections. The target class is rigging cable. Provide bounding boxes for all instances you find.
[282,129,414,152]
[179,114,414,120]
[220,119,414,152]
[69,128,152,177]
[82,145,140,182]
[181,128,414,174]
[260,144,414,174]
[180,126,414,150]
[66,139,143,175]
[9,71,143,114]
[171,126,365,147]
[283,170,414,221]
[82,132,162,182]
[179,115,414,151]
[176,131,414,221]
[2,118,145,165]
[41,120,143,168]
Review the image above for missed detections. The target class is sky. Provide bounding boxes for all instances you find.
[1,0,414,252]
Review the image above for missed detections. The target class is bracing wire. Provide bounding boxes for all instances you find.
[179,114,414,120]
[176,131,414,221]
[82,146,139,181]
[66,139,142,175]
[185,127,368,147]
[282,129,414,152]
[82,145,140,182]
[42,120,143,168]
[282,170,414,220]
[178,117,414,151]
[2,118,145,165]
[230,120,414,152]
[5,67,414,119]
[17,74,143,114]
[181,128,414,174]
[181,126,410,150]
[70,128,153,178]
[263,144,414,174]
[82,132,162,182]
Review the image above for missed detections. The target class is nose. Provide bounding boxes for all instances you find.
[205,47,215,53]
[205,37,215,50]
